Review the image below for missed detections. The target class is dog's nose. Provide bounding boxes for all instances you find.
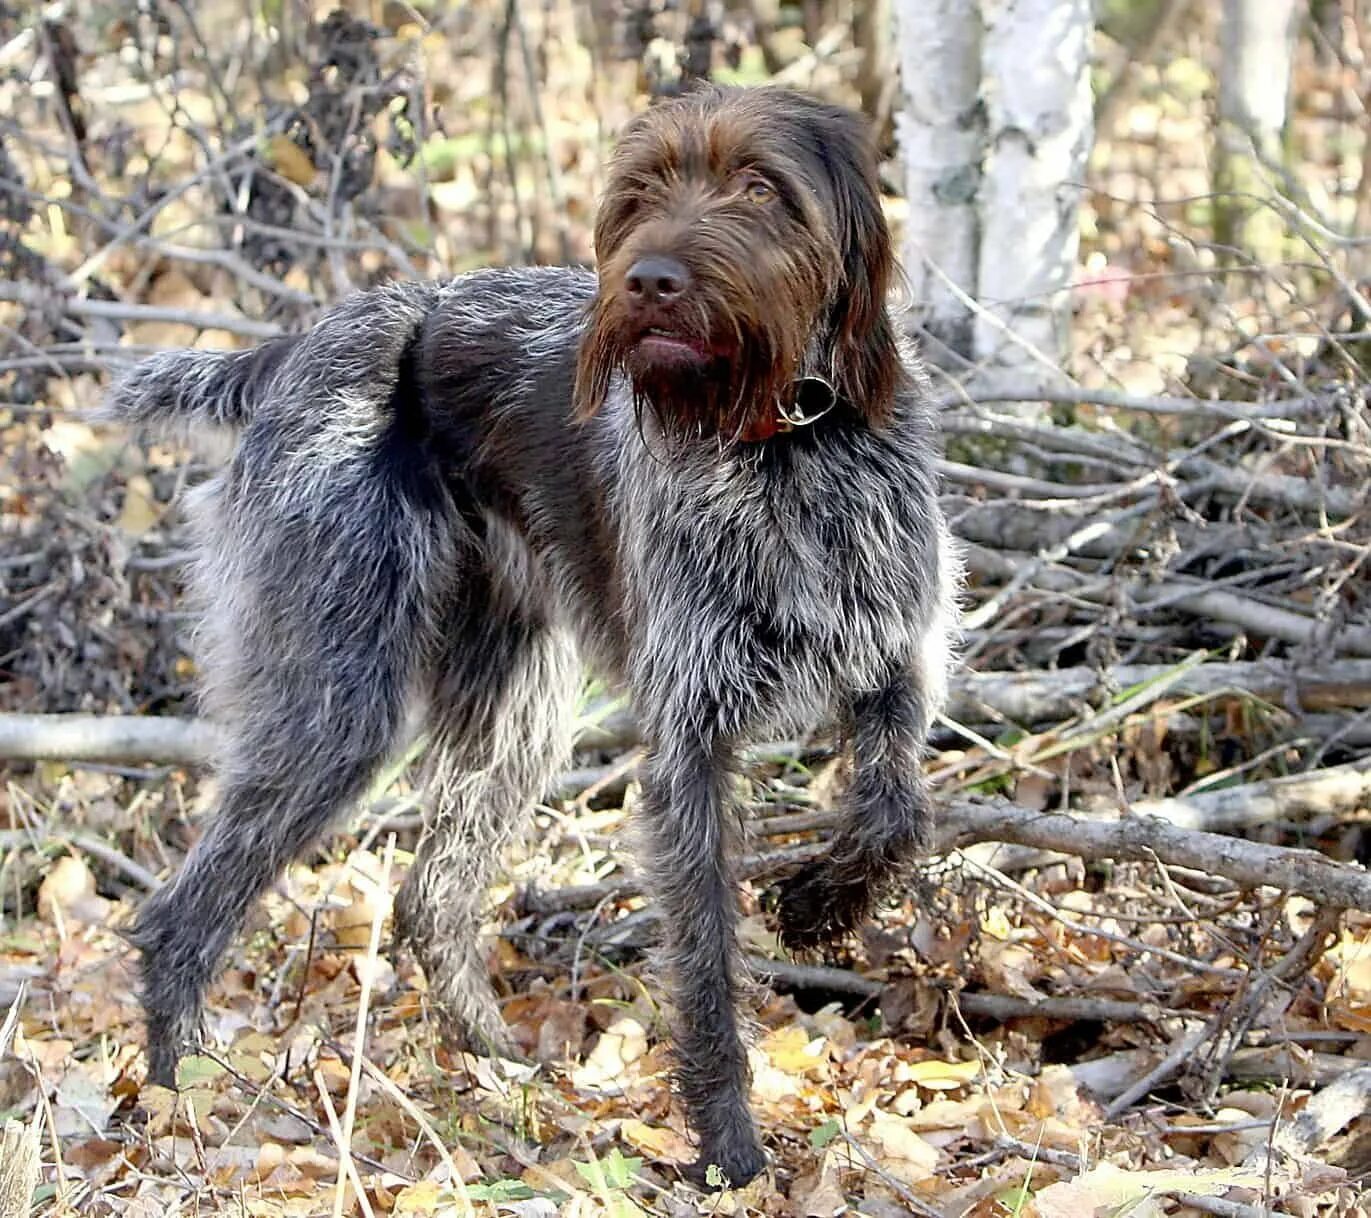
[625,255,690,305]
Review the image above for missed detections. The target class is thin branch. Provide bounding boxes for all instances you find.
[0,282,283,340]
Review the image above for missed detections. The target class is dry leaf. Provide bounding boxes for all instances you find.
[793,1152,848,1217]
[572,1018,648,1090]
[619,1118,692,1164]
[532,998,586,1063]
[267,133,317,186]
[867,1113,939,1181]
[1035,1163,1267,1218]
[116,473,161,536]
[38,855,108,925]
[761,1025,828,1074]
[898,1057,981,1091]
[0,1118,41,1218]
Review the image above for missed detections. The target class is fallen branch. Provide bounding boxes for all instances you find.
[5,661,1368,767]
[583,657,1371,751]
[933,384,1329,422]
[8,720,1371,909]
[1178,454,1361,519]
[0,714,217,767]
[962,534,1371,655]
[947,658,1371,728]
[941,799,1371,910]
[743,957,1176,1025]
[0,281,284,340]
[1132,758,1371,832]
[521,792,1371,914]
[1103,1021,1213,1120]
[1171,1196,1263,1218]
[1132,582,1371,657]
[0,829,162,891]
[1188,906,1345,1101]
[1226,1046,1348,1088]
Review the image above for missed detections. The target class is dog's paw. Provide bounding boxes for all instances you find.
[142,1006,206,1091]
[439,1012,528,1064]
[775,864,869,955]
[684,1139,769,1191]
[144,1043,182,1091]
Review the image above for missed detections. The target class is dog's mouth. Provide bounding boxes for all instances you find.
[632,328,736,369]
[635,328,709,360]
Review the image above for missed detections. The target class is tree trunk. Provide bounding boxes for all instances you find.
[893,0,983,363]
[975,0,1093,392]
[854,0,896,131]
[1354,80,1371,288]
[1214,0,1301,262]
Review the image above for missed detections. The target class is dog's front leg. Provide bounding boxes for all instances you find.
[778,669,933,952]
[638,734,767,1189]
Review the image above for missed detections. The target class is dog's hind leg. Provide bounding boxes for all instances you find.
[131,474,441,1088]
[396,579,581,1059]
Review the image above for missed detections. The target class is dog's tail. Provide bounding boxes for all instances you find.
[102,336,301,432]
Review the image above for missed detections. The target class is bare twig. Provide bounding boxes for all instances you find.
[745,956,1177,1025]
[0,714,217,767]
[6,658,1366,768]
[0,282,283,340]
[940,799,1371,911]
[1103,1020,1214,1120]
[934,383,1331,422]
[331,839,393,1218]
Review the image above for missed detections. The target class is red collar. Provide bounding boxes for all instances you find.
[739,412,796,443]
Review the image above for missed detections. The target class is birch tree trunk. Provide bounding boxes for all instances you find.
[975,0,1093,391]
[894,0,983,363]
[1214,0,1300,263]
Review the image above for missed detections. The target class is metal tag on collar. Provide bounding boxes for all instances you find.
[777,374,838,428]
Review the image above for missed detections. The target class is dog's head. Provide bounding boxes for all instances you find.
[574,86,903,442]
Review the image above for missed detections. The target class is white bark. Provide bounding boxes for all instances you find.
[1219,0,1300,164]
[8,658,1371,766]
[975,0,1093,388]
[1215,0,1300,257]
[894,0,983,360]
[0,712,218,766]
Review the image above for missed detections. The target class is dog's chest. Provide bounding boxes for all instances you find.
[616,426,938,734]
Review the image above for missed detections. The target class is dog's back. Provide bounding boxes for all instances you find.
[103,269,598,441]
[102,278,441,435]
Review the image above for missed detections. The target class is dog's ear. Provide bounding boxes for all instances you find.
[814,106,904,426]
[573,299,614,421]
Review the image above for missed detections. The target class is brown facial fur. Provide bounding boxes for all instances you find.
[574,87,904,441]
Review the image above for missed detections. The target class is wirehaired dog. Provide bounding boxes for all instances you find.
[105,85,960,1187]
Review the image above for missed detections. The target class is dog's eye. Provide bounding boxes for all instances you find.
[740,177,776,204]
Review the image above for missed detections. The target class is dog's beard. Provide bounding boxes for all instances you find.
[605,324,808,446]
[627,350,745,442]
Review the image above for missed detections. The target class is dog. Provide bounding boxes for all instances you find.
[104,85,960,1187]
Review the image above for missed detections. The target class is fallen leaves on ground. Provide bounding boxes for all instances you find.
[1,831,1367,1214]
